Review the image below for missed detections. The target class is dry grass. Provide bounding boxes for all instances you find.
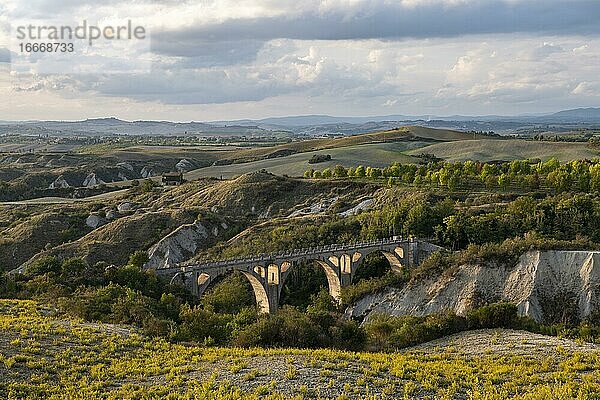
[2,300,600,399]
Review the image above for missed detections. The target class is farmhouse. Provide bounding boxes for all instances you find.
[162,172,184,185]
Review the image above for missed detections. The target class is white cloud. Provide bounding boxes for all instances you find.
[518,42,565,61]
[572,82,600,96]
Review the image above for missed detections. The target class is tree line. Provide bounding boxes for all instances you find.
[305,158,600,192]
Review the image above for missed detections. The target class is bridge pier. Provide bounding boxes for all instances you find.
[340,272,352,287]
[266,282,280,313]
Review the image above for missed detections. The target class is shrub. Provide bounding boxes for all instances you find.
[143,316,175,338]
[128,251,149,269]
[467,302,519,329]
[60,284,129,322]
[25,257,61,277]
[341,272,405,306]
[140,179,156,193]
[176,304,235,345]
[105,264,162,298]
[328,318,366,351]
[365,312,467,351]
[109,288,156,325]
[60,257,88,287]
[233,306,325,348]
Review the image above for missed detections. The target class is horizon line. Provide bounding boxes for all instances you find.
[2,106,599,124]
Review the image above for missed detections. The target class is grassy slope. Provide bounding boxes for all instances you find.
[184,126,477,179]
[410,139,600,162]
[0,207,90,271]
[13,174,378,269]
[0,189,131,205]
[20,209,199,269]
[176,172,379,217]
[1,300,599,399]
[0,127,476,187]
[213,126,433,158]
[186,141,427,179]
[99,146,229,164]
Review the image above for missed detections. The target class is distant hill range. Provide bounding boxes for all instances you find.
[216,107,600,126]
[1,108,599,137]
[0,117,283,137]
[543,108,600,122]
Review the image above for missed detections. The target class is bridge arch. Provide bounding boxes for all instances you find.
[193,268,272,314]
[379,250,404,273]
[280,261,292,273]
[278,258,342,304]
[313,260,342,303]
[197,273,210,286]
[267,264,279,285]
[239,271,270,314]
[253,265,266,278]
[351,246,406,281]
[371,247,405,271]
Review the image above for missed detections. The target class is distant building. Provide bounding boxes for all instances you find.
[162,172,184,185]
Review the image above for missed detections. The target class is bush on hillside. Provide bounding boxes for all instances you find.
[25,257,61,277]
[233,293,366,350]
[365,312,467,351]
[467,302,519,329]
[308,154,331,164]
[176,304,236,345]
[233,306,325,348]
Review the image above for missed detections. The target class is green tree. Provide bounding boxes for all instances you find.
[447,171,460,190]
[355,165,366,178]
[591,164,600,192]
[332,165,347,178]
[140,179,156,193]
[463,160,477,175]
[539,157,560,174]
[368,168,382,179]
[60,258,88,287]
[498,173,509,190]
[128,251,149,269]
[201,272,254,314]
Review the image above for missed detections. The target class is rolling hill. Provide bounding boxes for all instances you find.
[185,126,481,178]
[186,141,426,179]
[409,139,599,162]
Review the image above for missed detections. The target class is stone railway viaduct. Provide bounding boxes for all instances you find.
[153,237,442,314]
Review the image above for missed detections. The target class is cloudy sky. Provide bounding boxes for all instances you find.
[1,0,599,121]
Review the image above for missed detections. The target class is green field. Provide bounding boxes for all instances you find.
[410,139,599,162]
[186,141,428,179]
[186,138,600,179]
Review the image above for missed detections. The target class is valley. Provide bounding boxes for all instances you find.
[4,0,600,396]
[1,124,600,399]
